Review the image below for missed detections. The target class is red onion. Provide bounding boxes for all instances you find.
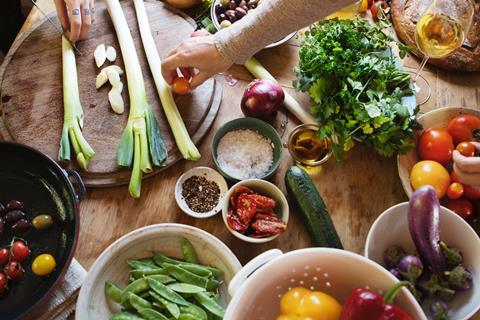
[241,79,285,120]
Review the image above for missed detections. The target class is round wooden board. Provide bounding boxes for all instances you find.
[0,0,222,187]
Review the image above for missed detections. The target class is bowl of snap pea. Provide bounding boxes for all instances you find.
[75,223,242,319]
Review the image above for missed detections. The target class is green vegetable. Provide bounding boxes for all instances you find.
[179,304,208,320]
[59,35,95,170]
[285,166,343,248]
[294,18,418,160]
[146,274,176,284]
[130,268,169,279]
[147,278,189,306]
[178,264,212,277]
[128,259,158,270]
[105,0,167,198]
[120,278,150,303]
[105,281,123,303]
[167,283,206,294]
[163,263,220,290]
[129,292,153,311]
[193,292,225,317]
[180,238,198,263]
[149,290,181,318]
[110,311,145,320]
[138,308,169,320]
[153,252,223,276]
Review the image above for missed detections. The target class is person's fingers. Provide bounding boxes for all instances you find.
[79,0,91,40]
[179,67,193,81]
[162,54,192,84]
[471,141,480,150]
[66,0,82,43]
[190,71,212,89]
[453,163,480,188]
[53,0,69,31]
[453,150,480,173]
[90,0,95,23]
[190,29,211,37]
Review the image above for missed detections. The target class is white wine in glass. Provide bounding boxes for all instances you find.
[410,0,474,105]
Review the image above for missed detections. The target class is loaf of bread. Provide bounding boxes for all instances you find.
[391,0,480,72]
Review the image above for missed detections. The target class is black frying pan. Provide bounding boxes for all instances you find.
[0,141,83,320]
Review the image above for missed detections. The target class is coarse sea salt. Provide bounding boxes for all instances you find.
[217,129,274,180]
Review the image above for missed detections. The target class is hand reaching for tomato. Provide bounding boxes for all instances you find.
[453,141,480,189]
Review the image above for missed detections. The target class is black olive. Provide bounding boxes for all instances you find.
[12,218,31,233]
[228,0,237,10]
[247,0,258,9]
[6,200,25,211]
[0,202,5,215]
[225,10,237,22]
[4,210,26,223]
[235,7,247,19]
[218,13,228,21]
[234,0,242,4]
[214,3,225,15]
[241,5,249,11]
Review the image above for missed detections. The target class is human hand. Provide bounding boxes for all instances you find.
[453,141,480,188]
[54,0,94,43]
[161,29,233,89]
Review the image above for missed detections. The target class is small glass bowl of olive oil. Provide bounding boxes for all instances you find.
[286,124,332,166]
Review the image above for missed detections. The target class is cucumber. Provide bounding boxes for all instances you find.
[285,166,343,249]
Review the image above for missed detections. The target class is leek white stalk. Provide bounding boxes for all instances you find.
[244,57,316,125]
[105,0,167,198]
[133,0,200,160]
[59,35,95,170]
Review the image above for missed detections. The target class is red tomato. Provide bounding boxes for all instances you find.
[456,142,476,157]
[4,261,23,280]
[370,1,388,21]
[447,114,480,145]
[417,128,454,164]
[172,77,190,95]
[11,241,30,263]
[0,248,9,266]
[447,182,464,200]
[447,198,474,221]
[0,272,7,296]
[451,171,480,200]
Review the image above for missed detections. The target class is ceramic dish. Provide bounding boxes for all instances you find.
[212,117,283,181]
[222,179,289,243]
[365,202,480,320]
[75,223,242,320]
[175,166,228,218]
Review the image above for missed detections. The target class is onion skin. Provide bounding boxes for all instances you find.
[241,79,285,120]
[408,186,446,274]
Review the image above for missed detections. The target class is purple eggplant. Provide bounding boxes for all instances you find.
[383,245,406,268]
[399,255,423,282]
[445,265,472,291]
[389,267,402,280]
[415,271,454,301]
[430,300,449,320]
[408,186,446,274]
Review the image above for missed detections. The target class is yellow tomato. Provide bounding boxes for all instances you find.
[277,287,342,320]
[358,0,369,13]
[410,160,450,198]
[32,254,56,276]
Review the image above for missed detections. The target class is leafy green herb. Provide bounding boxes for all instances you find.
[294,18,419,160]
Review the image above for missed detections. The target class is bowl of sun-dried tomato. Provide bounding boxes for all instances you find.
[222,179,289,243]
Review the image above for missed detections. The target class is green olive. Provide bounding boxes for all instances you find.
[220,20,232,29]
[32,214,53,230]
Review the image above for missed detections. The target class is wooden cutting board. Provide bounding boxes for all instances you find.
[0,0,221,187]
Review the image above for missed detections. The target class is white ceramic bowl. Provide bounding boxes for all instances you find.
[222,179,289,243]
[365,203,480,320]
[175,166,228,218]
[224,248,426,320]
[75,223,242,320]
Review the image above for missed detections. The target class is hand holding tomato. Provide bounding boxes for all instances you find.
[453,141,480,189]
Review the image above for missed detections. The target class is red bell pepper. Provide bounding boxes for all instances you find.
[447,114,480,145]
[340,281,412,320]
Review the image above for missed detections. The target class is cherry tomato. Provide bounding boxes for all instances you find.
[456,141,476,157]
[447,114,480,145]
[0,248,9,266]
[417,128,454,165]
[11,241,30,263]
[447,182,464,200]
[32,254,56,276]
[4,261,23,280]
[447,198,474,221]
[451,171,480,200]
[0,272,7,296]
[172,76,190,95]
[410,160,450,198]
[370,1,388,21]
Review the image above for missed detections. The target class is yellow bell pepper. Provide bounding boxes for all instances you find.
[277,287,342,320]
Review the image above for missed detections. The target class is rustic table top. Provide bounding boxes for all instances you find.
[4,1,480,319]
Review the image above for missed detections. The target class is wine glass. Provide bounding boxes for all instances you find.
[410,0,475,105]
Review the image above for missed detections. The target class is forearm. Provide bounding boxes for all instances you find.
[214,0,355,64]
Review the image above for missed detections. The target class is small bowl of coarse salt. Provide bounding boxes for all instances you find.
[212,117,283,181]
[175,166,229,218]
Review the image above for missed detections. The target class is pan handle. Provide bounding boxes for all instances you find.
[65,170,86,203]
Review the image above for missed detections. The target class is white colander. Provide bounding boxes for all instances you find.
[224,248,427,320]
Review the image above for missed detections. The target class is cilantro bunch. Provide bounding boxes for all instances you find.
[294,18,418,160]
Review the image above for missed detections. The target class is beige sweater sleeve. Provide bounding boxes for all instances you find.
[214,0,355,64]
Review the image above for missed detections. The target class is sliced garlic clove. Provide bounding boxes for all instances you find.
[106,46,117,62]
[94,44,107,68]
[96,71,109,89]
[101,65,124,76]
[107,69,121,87]
[108,82,124,114]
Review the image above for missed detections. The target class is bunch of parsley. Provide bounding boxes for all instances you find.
[294,18,418,160]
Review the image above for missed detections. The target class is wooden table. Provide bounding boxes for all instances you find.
[5,1,480,318]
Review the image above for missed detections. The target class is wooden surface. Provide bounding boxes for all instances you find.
[3,1,480,319]
[0,0,221,186]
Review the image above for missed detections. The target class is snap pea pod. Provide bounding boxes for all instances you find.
[178,315,197,320]
[105,281,123,303]
[179,303,208,320]
[153,252,223,276]
[128,259,157,270]
[146,274,176,284]
[130,268,169,279]
[193,292,225,318]
[128,292,153,311]
[149,290,180,319]
[138,308,169,320]
[110,311,145,320]
[180,238,198,263]
[164,263,220,290]
[147,278,189,306]
[139,291,151,299]
[167,283,206,294]
[178,264,212,277]
[121,278,149,304]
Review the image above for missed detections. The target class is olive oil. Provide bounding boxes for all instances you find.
[289,129,330,164]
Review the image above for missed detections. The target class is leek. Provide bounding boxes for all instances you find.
[133,0,200,160]
[59,35,95,170]
[105,0,167,198]
[244,57,316,125]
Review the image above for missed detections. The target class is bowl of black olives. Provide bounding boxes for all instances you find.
[210,0,296,48]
